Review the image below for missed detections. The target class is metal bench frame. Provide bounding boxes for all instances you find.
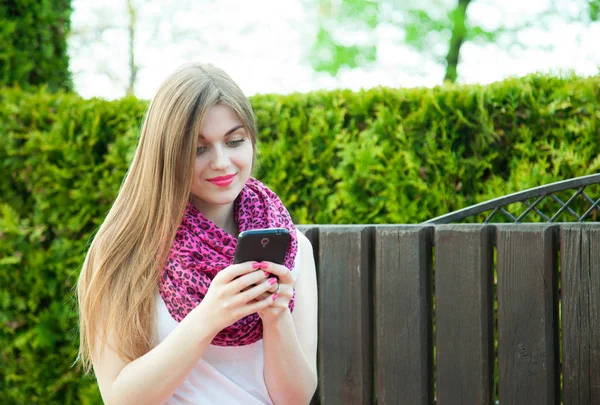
[424,173,600,224]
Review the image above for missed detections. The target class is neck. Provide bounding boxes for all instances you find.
[190,199,238,236]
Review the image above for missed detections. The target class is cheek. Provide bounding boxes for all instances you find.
[240,153,253,170]
[236,145,254,170]
[193,156,207,174]
[191,158,206,186]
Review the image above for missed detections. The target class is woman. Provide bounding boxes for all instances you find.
[77,63,318,405]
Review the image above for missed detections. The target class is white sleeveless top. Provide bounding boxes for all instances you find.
[156,251,302,405]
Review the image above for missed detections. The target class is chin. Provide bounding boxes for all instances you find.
[199,189,241,206]
[209,197,238,206]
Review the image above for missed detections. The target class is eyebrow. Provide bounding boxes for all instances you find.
[198,124,244,139]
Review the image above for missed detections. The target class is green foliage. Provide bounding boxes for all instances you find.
[0,88,146,403]
[589,0,600,21]
[304,0,496,82]
[0,0,73,91]
[303,0,600,82]
[307,0,379,75]
[309,27,377,75]
[1,74,600,403]
[256,74,600,224]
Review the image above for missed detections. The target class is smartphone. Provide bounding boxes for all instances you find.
[233,228,291,265]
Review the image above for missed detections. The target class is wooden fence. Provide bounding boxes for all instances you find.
[298,224,600,405]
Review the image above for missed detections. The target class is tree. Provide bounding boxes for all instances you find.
[444,0,471,82]
[69,0,140,97]
[304,0,600,84]
[126,0,138,96]
[68,0,240,98]
[0,0,73,91]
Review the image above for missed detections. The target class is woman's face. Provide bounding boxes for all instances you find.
[190,103,254,210]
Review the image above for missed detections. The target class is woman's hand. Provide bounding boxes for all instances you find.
[196,261,279,334]
[254,261,296,324]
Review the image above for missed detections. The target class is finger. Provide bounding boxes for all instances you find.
[217,261,260,283]
[260,276,279,296]
[243,281,276,295]
[266,282,278,293]
[243,293,276,315]
[235,277,278,305]
[270,291,294,308]
[246,277,277,297]
[265,277,280,294]
[259,261,294,284]
[240,285,254,293]
[251,292,270,302]
[273,283,293,299]
[228,269,270,293]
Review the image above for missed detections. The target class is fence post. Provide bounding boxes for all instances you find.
[435,224,494,405]
[496,225,559,405]
[317,226,373,405]
[374,225,434,405]
[560,224,600,405]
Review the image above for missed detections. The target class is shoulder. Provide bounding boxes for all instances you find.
[296,228,312,251]
[295,229,314,256]
[294,229,315,272]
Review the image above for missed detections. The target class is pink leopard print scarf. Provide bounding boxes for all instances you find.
[159,177,298,346]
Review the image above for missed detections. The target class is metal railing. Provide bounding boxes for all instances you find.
[424,173,600,224]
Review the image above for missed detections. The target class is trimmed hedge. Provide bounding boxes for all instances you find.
[1,74,600,403]
[0,0,73,91]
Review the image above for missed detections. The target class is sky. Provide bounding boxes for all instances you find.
[68,0,600,100]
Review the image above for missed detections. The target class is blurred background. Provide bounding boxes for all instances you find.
[68,0,600,99]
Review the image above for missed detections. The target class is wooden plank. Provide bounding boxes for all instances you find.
[297,225,321,405]
[318,226,373,405]
[560,224,600,405]
[496,225,559,405]
[435,225,494,405]
[374,226,433,405]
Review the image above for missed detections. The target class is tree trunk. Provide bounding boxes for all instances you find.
[126,0,137,96]
[444,0,472,83]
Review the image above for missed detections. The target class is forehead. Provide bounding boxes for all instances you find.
[198,104,243,139]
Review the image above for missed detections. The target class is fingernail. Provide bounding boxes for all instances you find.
[264,271,270,277]
[259,262,269,270]
[269,278,277,285]
[272,294,279,301]
[252,262,261,269]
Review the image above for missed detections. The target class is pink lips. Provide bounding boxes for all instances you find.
[207,174,236,187]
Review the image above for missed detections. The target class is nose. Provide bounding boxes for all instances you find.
[210,145,231,170]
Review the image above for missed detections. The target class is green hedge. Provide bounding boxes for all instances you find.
[0,0,73,91]
[1,74,599,403]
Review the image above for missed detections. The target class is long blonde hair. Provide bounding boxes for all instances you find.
[77,63,257,372]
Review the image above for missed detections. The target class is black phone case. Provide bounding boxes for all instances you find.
[233,228,290,265]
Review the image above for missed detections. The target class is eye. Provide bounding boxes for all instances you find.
[196,146,207,154]
[227,138,246,147]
